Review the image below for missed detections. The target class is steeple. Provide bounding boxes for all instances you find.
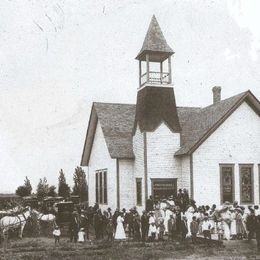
[136,15,174,88]
[134,15,181,133]
[136,15,174,61]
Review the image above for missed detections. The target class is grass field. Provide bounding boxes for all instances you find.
[0,237,260,260]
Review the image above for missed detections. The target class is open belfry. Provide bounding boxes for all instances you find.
[81,15,260,211]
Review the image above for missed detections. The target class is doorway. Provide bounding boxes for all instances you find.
[151,178,177,201]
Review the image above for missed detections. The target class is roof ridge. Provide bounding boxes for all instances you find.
[177,106,202,109]
[202,91,248,110]
[175,89,259,156]
[94,101,135,106]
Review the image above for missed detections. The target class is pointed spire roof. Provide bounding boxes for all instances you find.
[136,15,174,62]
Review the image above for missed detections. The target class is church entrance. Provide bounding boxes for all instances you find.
[151,178,177,201]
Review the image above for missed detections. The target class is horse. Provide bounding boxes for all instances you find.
[33,210,56,223]
[0,206,32,238]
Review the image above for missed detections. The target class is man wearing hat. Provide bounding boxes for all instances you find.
[146,195,154,212]
[168,214,177,241]
[126,208,135,238]
[255,214,260,251]
[141,210,149,241]
[80,210,90,240]
[246,208,256,241]
[112,208,120,232]
[107,207,112,219]
[69,211,79,243]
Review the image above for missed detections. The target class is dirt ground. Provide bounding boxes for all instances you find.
[0,237,260,260]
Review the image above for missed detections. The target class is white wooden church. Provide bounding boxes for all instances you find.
[81,16,260,211]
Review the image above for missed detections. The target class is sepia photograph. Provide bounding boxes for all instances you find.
[0,0,260,259]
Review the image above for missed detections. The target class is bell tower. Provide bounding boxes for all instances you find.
[136,15,174,88]
[133,16,181,206]
[134,15,180,133]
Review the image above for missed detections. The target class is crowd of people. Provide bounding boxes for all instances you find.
[54,189,260,251]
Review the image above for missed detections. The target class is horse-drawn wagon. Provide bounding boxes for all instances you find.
[55,201,77,236]
[23,196,39,209]
[42,196,64,214]
[56,201,74,226]
[70,195,80,205]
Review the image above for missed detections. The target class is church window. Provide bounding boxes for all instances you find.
[104,171,107,204]
[95,172,98,203]
[136,178,142,206]
[240,164,254,204]
[220,164,234,204]
[95,169,108,204]
[259,165,260,202]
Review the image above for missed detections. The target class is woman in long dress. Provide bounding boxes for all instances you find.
[185,205,195,237]
[221,207,231,240]
[230,209,237,239]
[164,207,172,234]
[236,208,246,239]
[148,212,156,238]
[114,213,126,240]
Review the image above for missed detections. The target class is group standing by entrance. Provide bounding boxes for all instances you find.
[59,189,260,251]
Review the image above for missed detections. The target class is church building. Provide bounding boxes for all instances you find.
[81,16,260,211]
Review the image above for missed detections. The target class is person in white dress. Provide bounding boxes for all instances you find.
[53,226,61,245]
[221,206,232,240]
[164,207,172,234]
[114,213,126,240]
[78,228,85,243]
[148,212,156,237]
[185,205,195,237]
[230,209,237,239]
[160,199,167,210]
[167,196,175,207]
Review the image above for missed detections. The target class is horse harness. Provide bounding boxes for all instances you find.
[1,210,30,231]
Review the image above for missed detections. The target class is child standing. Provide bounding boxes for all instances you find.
[53,226,61,245]
[190,216,199,244]
[180,215,188,241]
[148,222,157,242]
[202,215,212,245]
[158,219,165,241]
[217,221,224,241]
[78,228,85,243]
[106,219,114,242]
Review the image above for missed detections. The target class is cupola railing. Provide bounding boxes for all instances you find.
[140,71,170,87]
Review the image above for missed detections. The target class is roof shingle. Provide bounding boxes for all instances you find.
[136,15,174,61]
[94,102,136,159]
[81,90,259,165]
[175,91,256,155]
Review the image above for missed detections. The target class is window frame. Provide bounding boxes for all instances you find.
[259,164,260,204]
[136,178,142,206]
[95,169,108,205]
[95,172,99,204]
[219,164,235,204]
[239,164,254,204]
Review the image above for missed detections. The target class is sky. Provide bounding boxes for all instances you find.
[0,0,259,193]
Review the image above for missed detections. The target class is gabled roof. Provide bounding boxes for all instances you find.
[136,15,174,62]
[81,90,260,166]
[134,86,181,133]
[81,103,136,166]
[175,90,260,156]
